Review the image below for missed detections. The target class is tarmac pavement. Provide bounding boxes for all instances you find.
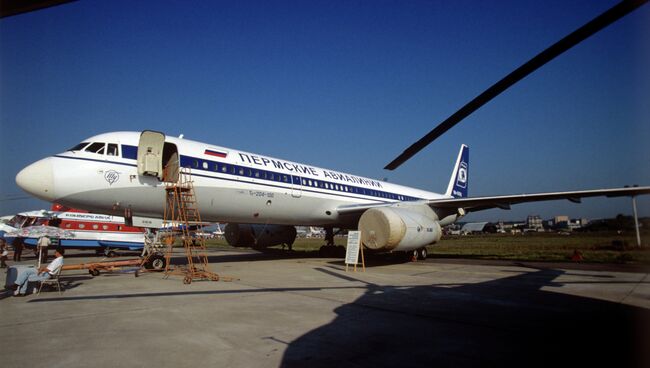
[1,249,649,368]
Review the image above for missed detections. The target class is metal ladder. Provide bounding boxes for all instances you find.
[163,167,219,284]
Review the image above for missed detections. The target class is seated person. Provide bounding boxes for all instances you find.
[10,247,64,296]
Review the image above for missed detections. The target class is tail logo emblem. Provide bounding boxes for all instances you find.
[456,162,468,188]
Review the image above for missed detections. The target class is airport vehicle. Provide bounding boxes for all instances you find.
[15,132,650,259]
[4,204,145,254]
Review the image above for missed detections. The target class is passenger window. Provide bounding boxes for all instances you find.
[107,144,118,156]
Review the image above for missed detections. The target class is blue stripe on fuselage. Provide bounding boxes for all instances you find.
[53,150,422,202]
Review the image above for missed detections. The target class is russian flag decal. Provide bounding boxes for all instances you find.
[205,149,228,158]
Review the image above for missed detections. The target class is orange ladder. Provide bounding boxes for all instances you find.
[163,167,219,284]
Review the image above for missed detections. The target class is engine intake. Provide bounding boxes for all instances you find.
[358,206,441,252]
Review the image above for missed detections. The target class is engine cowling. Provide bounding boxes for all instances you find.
[358,206,441,252]
[224,223,297,249]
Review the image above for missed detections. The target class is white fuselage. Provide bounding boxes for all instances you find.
[16,131,451,227]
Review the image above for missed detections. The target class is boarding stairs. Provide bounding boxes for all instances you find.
[162,167,220,284]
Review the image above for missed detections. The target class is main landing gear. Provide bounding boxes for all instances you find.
[408,248,427,262]
[319,227,345,257]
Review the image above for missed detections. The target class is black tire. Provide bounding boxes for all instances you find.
[319,245,331,257]
[106,250,117,258]
[418,248,427,260]
[89,269,100,277]
[408,249,418,261]
[144,254,166,271]
[336,245,346,257]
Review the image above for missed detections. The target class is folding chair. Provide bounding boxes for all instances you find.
[37,267,63,295]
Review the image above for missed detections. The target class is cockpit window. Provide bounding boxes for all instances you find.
[85,142,106,154]
[68,142,89,151]
[107,143,118,156]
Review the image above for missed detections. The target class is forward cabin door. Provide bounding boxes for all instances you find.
[137,130,180,183]
[137,131,165,180]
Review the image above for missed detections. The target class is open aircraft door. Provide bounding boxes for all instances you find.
[137,131,165,180]
[137,130,179,183]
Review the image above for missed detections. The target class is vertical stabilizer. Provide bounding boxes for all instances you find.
[445,144,469,198]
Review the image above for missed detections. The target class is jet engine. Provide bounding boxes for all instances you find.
[358,206,441,252]
[224,223,297,249]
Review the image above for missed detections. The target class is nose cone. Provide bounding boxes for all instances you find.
[16,158,56,201]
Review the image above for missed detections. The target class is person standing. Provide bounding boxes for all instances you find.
[0,238,8,268]
[37,235,51,264]
[12,237,23,262]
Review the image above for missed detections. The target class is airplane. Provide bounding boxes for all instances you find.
[14,130,650,260]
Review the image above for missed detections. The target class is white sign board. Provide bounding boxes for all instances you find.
[345,231,361,265]
[132,216,163,229]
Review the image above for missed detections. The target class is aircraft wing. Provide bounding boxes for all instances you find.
[337,186,650,216]
[426,186,650,212]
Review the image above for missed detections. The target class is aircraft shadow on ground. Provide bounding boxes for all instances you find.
[26,257,649,368]
[198,248,413,267]
[279,267,650,368]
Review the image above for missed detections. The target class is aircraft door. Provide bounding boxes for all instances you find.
[137,131,165,180]
[291,175,302,198]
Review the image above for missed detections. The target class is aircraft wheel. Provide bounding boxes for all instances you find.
[106,250,117,258]
[408,249,418,262]
[319,245,331,257]
[183,276,192,284]
[418,248,427,260]
[336,245,346,257]
[150,254,166,271]
[89,269,100,277]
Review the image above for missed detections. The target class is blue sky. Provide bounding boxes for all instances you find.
[1,0,649,222]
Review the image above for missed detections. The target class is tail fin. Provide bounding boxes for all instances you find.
[445,144,469,198]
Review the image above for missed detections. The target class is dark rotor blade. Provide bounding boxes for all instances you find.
[0,0,77,18]
[384,0,648,170]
